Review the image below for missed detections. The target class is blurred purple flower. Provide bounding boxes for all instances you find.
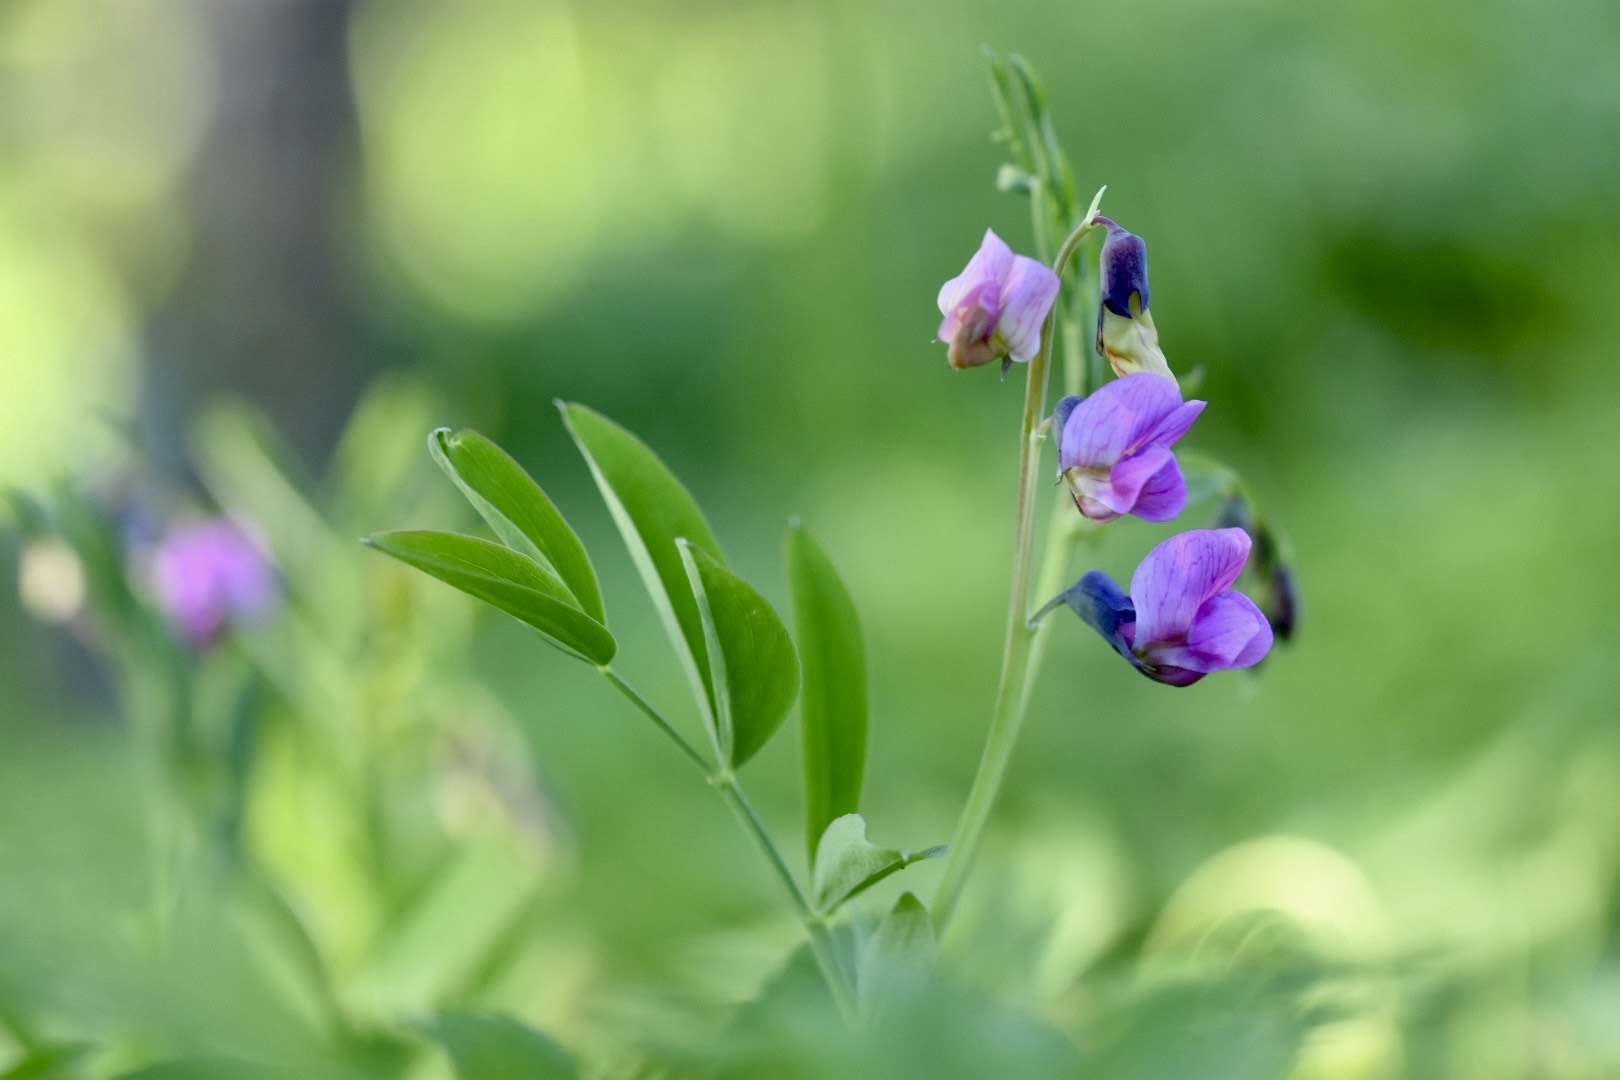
[1054,373,1206,523]
[936,229,1060,370]
[1039,528,1271,686]
[151,518,277,646]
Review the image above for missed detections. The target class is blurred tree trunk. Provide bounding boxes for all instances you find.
[146,0,373,479]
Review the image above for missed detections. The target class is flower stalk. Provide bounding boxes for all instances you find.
[933,213,1102,930]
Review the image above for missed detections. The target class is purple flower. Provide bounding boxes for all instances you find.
[936,229,1060,370]
[1094,218,1178,387]
[1054,372,1206,523]
[150,518,277,647]
[1039,528,1272,686]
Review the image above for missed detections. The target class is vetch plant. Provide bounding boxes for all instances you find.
[363,46,1299,1047]
[368,417,943,1020]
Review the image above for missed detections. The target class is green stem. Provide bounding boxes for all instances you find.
[600,666,710,771]
[934,216,1100,930]
[598,668,856,1019]
[715,777,857,1021]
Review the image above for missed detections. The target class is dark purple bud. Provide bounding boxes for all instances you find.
[1097,217,1150,318]
[1213,491,1256,537]
[1265,563,1299,642]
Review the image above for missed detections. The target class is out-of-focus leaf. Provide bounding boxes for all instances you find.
[858,892,936,1018]
[1,1042,91,1080]
[325,375,435,529]
[112,1059,293,1080]
[812,815,946,913]
[1178,451,1238,510]
[190,402,328,573]
[560,402,722,717]
[679,540,800,768]
[430,1011,577,1080]
[429,427,604,622]
[363,530,614,664]
[786,524,868,860]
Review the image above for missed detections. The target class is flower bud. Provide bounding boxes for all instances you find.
[1095,218,1177,386]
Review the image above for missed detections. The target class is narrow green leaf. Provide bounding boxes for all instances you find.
[430,1011,577,1080]
[787,524,869,860]
[364,531,614,664]
[811,814,947,913]
[559,402,722,719]
[679,540,800,768]
[858,892,936,1018]
[429,428,604,622]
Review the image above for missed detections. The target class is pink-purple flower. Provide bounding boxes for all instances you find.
[936,229,1060,370]
[1055,372,1206,523]
[150,518,277,647]
[1040,528,1272,686]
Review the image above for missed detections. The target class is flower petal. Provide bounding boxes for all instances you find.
[937,278,1000,343]
[1098,222,1150,317]
[1057,372,1184,470]
[1124,451,1188,522]
[1149,590,1272,673]
[995,255,1060,362]
[1138,399,1206,450]
[1128,528,1252,649]
[1050,569,1138,666]
[1082,443,1172,517]
[937,230,1013,321]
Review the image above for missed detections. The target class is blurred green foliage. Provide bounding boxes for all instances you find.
[3,0,1620,1075]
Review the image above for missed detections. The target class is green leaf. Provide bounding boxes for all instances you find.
[364,531,614,664]
[559,402,722,718]
[2,1042,91,1080]
[112,1060,292,1080]
[786,524,869,861]
[678,540,800,768]
[429,427,604,622]
[858,892,936,1018]
[430,1011,577,1080]
[811,814,947,914]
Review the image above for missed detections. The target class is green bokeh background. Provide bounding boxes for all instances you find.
[2,0,1618,1075]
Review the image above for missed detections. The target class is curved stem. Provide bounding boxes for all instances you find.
[933,217,1100,931]
[715,777,857,1021]
[597,668,855,1019]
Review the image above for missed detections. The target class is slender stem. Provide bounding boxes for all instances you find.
[597,667,856,1019]
[934,217,1100,930]
[716,775,857,1021]
[600,666,710,771]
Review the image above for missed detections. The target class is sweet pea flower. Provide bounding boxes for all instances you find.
[1095,217,1177,387]
[936,229,1060,370]
[1054,372,1206,523]
[150,518,277,647]
[1037,528,1272,686]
